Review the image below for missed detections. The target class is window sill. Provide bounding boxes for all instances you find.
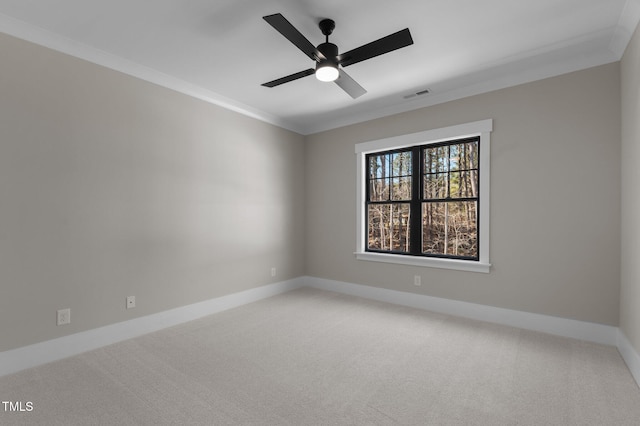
[354,252,491,273]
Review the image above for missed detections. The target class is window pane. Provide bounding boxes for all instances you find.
[449,141,479,171]
[422,201,477,258]
[369,178,389,201]
[424,146,448,173]
[368,154,389,179]
[391,177,411,200]
[391,151,412,176]
[447,170,479,198]
[466,141,479,169]
[424,173,447,199]
[449,144,460,171]
[368,203,411,253]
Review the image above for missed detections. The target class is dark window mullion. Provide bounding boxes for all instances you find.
[410,146,422,255]
[475,140,481,260]
[368,200,411,206]
[447,144,451,199]
[423,197,478,203]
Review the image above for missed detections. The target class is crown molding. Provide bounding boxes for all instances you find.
[2,3,639,137]
[0,13,305,135]
[609,0,640,57]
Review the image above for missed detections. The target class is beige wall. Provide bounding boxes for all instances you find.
[306,63,621,325]
[621,23,640,353]
[0,26,628,355]
[0,33,306,352]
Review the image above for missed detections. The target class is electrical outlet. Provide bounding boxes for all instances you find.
[271,267,277,277]
[414,275,421,286]
[126,296,136,309]
[57,308,71,326]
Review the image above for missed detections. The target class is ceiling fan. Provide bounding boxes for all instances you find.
[261,13,414,99]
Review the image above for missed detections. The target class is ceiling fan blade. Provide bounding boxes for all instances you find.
[262,69,315,87]
[263,13,325,62]
[338,28,413,67]
[334,69,367,99]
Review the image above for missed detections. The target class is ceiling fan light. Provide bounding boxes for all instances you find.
[315,63,339,82]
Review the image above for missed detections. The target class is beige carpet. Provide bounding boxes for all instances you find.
[1,287,639,425]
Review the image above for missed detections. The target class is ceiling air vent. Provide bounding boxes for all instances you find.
[403,88,430,99]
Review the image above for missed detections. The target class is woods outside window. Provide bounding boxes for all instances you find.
[366,137,479,260]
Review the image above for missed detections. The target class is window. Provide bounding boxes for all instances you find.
[366,137,479,259]
[355,120,492,273]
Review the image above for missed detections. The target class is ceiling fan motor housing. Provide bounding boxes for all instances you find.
[317,42,338,63]
[315,42,339,81]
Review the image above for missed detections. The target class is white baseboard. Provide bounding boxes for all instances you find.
[0,278,303,377]
[303,276,618,346]
[3,275,639,390]
[618,330,640,389]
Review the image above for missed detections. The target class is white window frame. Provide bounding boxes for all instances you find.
[355,119,492,273]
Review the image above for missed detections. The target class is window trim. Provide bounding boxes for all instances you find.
[355,119,492,273]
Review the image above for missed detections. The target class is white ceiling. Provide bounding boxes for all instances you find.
[0,0,638,135]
